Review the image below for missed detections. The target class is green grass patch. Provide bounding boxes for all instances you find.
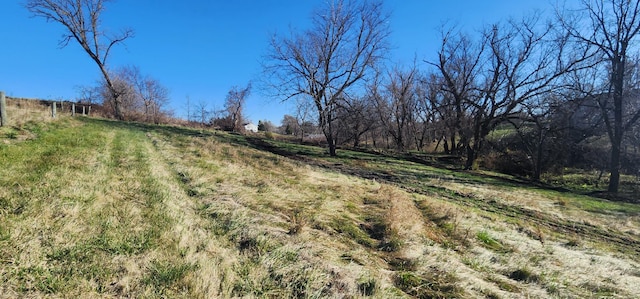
[477,230,511,253]
[394,270,464,298]
[143,260,196,292]
[330,216,376,248]
[2,114,639,298]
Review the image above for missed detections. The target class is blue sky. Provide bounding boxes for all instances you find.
[0,0,575,124]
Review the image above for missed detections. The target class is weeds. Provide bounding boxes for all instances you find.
[2,113,640,298]
[477,230,512,253]
[565,236,581,247]
[418,204,471,249]
[287,210,307,235]
[331,216,376,247]
[486,274,521,293]
[357,276,379,296]
[508,267,539,283]
[143,260,195,292]
[394,269,464,298]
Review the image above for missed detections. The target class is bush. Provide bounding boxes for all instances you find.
[480,150,532,177]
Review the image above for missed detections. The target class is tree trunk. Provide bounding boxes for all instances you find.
[464,145,475,170]
[114,101,123,119]
[608,138,622,193]
[607,56,625,194]
[449,133,456,154]
[443,137,450,154]
[328,138,337,156]
[319,108,336,156]
[99,65,125,120]
[533,146,543,182]
[532,130,545,181]
[325,121,337,156]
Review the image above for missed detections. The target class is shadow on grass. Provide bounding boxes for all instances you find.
[78,117,640,259]
[82,117,639,207]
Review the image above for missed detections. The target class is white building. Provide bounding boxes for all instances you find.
[244,123,258,133]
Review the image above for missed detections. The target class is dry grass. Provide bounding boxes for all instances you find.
[1,114,639,298]
[4,98,56,125]
[1,98,73,144]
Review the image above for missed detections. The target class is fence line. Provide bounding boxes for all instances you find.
[0,91,92,125]
[0,91,7,127]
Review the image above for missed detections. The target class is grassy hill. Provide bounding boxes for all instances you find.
[1,116,639,298]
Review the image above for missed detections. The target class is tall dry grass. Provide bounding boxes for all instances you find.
[1,114,639,298]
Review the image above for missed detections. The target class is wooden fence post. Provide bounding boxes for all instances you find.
[51,101,57,118]
[72,103,75,116]
[82,106,86,115]
[0,91,7,127]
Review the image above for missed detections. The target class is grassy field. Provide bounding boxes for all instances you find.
[1,116,639,298]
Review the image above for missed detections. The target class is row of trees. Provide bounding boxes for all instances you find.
[265,0,640,193]
[26,0,640,193]
[183,83,252,131]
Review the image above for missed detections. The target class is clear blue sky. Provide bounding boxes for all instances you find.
[0,0,576,124]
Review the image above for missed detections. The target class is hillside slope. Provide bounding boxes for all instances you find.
[0,117,639,298]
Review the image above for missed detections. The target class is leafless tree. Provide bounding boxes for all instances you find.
[120,66,169,124]
[194,101,211,127]
[373,66,420,151]
[294,97,316,142]
[558,0,640,193]
[26,0,134,120]
[224,83,252,132]
[101,68,137,118]
[281,114,299,135]
[429,29,481,157]
[433,15,588,169]
[335,95,378,147]
[75,84,101,104]
[264,0,390,156]
[184,95,193,123]
[413,75,438,151]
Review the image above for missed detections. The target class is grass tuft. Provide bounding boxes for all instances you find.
[394,270,464,298]
[357,276,379,296]
[508,267,539,283]
[477,230,512,253]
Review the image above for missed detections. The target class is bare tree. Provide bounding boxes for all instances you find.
[281,114,299,135]
[413,75,439,151]
[294,97,316,142]
[120,66,169,123]
[195,100,211,127]
[185,95,193,123]
[26,0,134,120]
[257,120,276,132]
[335,95,378,147]
[101,68,138,118]
[264,0,390,156]
[75,84,101,104]
[224,83,252,132]
[433,16,587,169]
[429,29,481,157]
[373,66,420,151]
[558,0,640,193]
